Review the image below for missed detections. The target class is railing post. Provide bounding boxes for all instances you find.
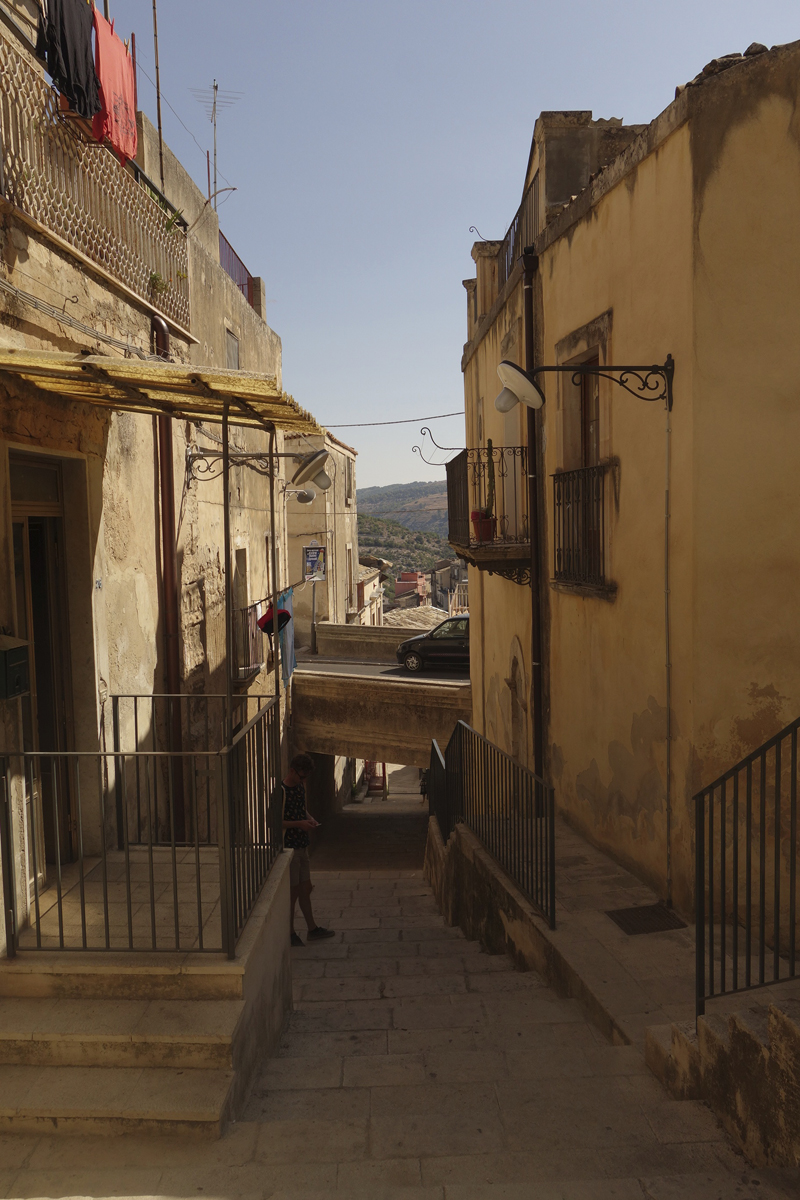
[1,759,17,959]
[218,751,236,958]
[547,782,556,930]
[696,792,706,1021]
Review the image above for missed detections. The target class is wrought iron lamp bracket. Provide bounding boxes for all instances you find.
[186,447,310,483]
[525,355,674,411]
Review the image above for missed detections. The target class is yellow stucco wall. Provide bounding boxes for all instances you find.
[462,47,800,914]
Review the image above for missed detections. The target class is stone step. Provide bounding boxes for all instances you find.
[0,951,245,1001]
[0,997,244,1069]
[0,1064,233,1136]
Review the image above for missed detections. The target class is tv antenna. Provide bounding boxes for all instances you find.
[190,81,243,210]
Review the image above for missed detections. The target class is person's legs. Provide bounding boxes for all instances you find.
[296,878,316,929]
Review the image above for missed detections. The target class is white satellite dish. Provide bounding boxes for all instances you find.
[494,360,544,412]
[292,449,332,491]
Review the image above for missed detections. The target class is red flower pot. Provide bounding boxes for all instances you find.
[470,511,496,543]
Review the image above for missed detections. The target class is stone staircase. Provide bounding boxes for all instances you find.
[0,855,292,1137]
[646,995,800,1168]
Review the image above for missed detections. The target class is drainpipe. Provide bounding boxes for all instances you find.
[152,315,185,841]
[522,253,545,780]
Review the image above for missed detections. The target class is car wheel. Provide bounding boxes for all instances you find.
[404,651,423,673]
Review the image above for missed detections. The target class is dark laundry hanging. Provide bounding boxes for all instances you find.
[37,0,100,121]
[91,10,137,164]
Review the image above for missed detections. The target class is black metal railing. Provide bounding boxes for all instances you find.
[696,716,800,1019]
[497,172,539,293]
[0,694,281,958]
[220,697,283,949]
[429,721,556,928]
[553,464,607,586]
[219,231,255,308]
[446,445,529,549]
[235,601,266,679]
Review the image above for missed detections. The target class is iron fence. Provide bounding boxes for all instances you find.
[0,26,190,329]
[0,695,282,958]
[497,172,539,293]
[220,698,283,949]
[219,231,255,308]
[695,716,800,1018]
[429,721,555,928]
[446,445,529,549]
[553,464,607,587]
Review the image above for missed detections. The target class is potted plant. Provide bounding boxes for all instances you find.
[471,439,497,543]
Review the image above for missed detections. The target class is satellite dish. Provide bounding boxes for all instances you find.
[294,488,316,504]
[494,360,544,412]
[292,449,332,490]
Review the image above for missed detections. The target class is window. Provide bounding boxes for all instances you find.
[580,359,600,467]
[226,330,240,370]
[346,545,355,611]
[553,355,608,588]
[431,618,467,639]
[345,457,354,505]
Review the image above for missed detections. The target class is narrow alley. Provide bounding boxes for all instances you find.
[3,774,795,1199]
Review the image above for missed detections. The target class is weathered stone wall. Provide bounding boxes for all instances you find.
[292,673,471,768]
[314,621,428,663]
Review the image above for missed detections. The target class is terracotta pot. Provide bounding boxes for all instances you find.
[470,511,496,543]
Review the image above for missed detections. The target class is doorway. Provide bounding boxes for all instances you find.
[10,454,75,866]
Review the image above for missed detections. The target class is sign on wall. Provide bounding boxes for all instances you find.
[303,545,326,582]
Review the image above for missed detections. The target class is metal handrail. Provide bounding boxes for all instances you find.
[695,714,800,1019]
[428,721,556,928]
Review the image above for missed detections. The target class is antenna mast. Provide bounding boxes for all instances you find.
[191,83,242,210]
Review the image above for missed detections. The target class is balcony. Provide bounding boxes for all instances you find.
[446,444,531,584]
[0,27,190,330]
[552,463,609,590]
[219,231,256,309]
[234,599,266,681]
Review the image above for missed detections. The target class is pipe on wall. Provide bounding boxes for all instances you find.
[152,315,185,840]
[522,253,545,780]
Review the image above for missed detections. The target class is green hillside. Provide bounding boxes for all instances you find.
[357,480,448,538]
[358,514,453,574]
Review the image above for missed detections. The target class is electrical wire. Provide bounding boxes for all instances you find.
[135,57,232,189]
[0,275,161,359]
[325,410,464,428]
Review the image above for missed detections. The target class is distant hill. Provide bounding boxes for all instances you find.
[358,514,453,575]
[357,480,448,538]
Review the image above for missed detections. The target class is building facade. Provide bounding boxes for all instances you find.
[454,42,800,912]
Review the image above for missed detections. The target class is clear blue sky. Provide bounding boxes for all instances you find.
[123,1,798,487]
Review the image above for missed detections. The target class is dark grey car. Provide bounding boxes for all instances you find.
[396,615,470,673]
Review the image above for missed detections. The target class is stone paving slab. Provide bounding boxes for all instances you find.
[1,797,798,1198]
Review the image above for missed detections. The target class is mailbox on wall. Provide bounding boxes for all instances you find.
[0,636,29,699]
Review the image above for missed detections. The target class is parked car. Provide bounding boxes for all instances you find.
[396,615,470,673]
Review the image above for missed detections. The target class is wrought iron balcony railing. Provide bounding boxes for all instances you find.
[219,231,255,309]
[446,444,529,551]
[552,463,608,588]
[0,27,190,330]
[497,172,539,293]
[235,599,266,679]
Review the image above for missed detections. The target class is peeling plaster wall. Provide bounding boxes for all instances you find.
[460,44,800,917]
[0,110,287,949]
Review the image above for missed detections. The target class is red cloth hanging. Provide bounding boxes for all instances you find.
[91,10,137,165]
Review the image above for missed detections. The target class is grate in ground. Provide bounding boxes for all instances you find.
[605,902,688,936]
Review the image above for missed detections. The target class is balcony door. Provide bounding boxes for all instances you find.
[11,455,75,867]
